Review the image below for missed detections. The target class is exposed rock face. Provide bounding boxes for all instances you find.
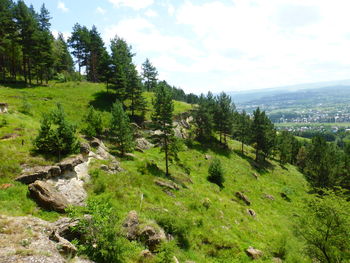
[28,181,69,212]
[205,154,212,160]
[80,142,90,155]
[122,211,166,252]
[16,165,61,184]
[58,155,84,173]
[138,225,166,252]
[89,138,115,160]
[154,179,180,190]
[0,215,94,263]
[246,246,263,259]
[123,210,139,240]
[0,102,8,113]
[247,209,256,218]
[235,192,251,206]
[264,194,275,201]
[135,137,153,151]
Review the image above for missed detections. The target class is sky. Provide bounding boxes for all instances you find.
[23,0,350,94]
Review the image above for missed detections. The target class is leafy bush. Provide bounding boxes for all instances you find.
[34,103,79,158]
[82,106,103,138]
[207,158,225,188]
[70,196,139,263]
[154,213,191,249]
[296,190,350,262]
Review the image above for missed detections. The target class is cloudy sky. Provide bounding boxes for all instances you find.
[24,0,350,94]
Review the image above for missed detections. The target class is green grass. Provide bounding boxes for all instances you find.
[0,81,312,261]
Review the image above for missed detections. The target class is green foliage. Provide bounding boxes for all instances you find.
[207,158,225,188]
[109,101,134,155]
[154,241,177,263]
[297,190,350,263]
[142,58,158,92]
[70,196,139,263]
[193,93,215,141]
[251,107,276,162]
[19,96,33,115]
[82,106,103,137]
[152,83,175,176]
[34,103,79,158]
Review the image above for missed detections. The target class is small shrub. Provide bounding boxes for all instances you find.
[154,213,190,249]
[0,117,8,128]
[207,158,225,188]
[70,196,138,263]
[82,106,103,138]
[154,240,177,263]
[34,103,79,159]
[19,96,32,115]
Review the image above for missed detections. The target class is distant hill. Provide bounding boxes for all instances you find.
[228,79,350,103]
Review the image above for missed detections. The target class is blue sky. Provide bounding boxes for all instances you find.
[24,0,350,94]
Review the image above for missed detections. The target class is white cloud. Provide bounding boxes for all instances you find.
[145,9,157,17]
[99,0,350,93]
[108,0,153,10]
[57,1,68,12]
[96,7,106,14]
[51,30,71,41]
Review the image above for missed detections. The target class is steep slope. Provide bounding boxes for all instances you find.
[0,82,311,262]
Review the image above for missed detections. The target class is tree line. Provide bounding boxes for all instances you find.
[0,0,199,105]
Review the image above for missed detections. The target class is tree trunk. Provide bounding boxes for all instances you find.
[164,136,169,176]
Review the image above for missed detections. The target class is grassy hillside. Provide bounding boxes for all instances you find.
[0,82,311,262]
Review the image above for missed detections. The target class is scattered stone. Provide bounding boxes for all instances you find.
[80,142,90,155]
[246,246,263,259]
[280,192,291,202]
[50,229,77,256]
[0,103,8,113]
[247,209,256,218]
[253,173,259,179]
[203,198,211,209]
[52,217,81,241]
[28,180,69,212]
[135,137,153,151]
[154,179,180,190]
[235,191,251,205]
[0,133,19,140]
[138,224,166,252]
[205,154,212,160]
[174,256,180,263]
[100,164,109,171]
[16,165,61,184]
[140,249,153,259]
[58,155,84,173]
[264,194,275,201]
[0,183,13,190]
[123,210,139,240]
[89,137,103,148]
[163,189,175,197]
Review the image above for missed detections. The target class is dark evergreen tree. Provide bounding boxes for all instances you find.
[127,64,147,119]
[109,101,134,156]
[207,158,225,188]
[52,33,74,74]
[193,94,214,141]
[214,92,235,144]
[251,107,276,162]
[233,110,251,155]
[82,106,103,138]
[141,58,158,91]
[152,83,175,176]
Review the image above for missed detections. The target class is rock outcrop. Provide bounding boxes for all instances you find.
[135,137,154,151]
[29,180,69,212]
[246,246,263,259]
[16,165,61,184]
[0,102,8,113]
[0,215,94,263]
[235,191,251,206]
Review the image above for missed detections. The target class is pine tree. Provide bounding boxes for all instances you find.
[34,104,78,160]
[82,106,103,138]
[193,94,214,141]
[214,92,235,144]
[251,107,276,162]
[127,64,147,120]
[152,83,174,176]
[234,110,251,155]
[141,58,158,91]
[109,101,134,156]
[52,33,74,74]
